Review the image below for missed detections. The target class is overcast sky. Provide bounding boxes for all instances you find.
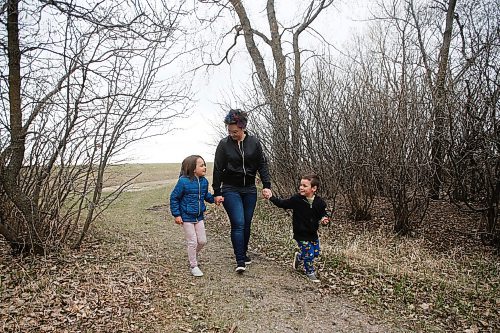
[124,0,369,164]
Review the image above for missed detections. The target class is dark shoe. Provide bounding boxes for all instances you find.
[244,255,252,265]
[292,252,301,270]
[235,264,246,273]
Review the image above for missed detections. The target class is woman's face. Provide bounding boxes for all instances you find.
[227,124,245,141]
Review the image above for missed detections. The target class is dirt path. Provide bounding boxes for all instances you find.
[150,204,400,333]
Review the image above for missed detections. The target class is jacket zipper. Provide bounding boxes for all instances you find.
[303,198,313,208]
[239,141,246,186]
[197,177,201,221]
[303,197,314,224]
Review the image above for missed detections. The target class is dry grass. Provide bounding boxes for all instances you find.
[245,196,499,333]
[99,164,500,332]
[2,164,497,333]
[0,183,205,332]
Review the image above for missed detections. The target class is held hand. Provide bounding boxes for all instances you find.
[215,196,224,206]
[262,188,272,199]
[174,216,183,225]
[320,216,330,225]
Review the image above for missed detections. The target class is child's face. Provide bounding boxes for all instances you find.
[299,179,316,198]
[194,158,207,177]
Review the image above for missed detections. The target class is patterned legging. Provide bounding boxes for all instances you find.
[296,239,320,274]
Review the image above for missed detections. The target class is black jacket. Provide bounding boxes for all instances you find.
[213,133,271,196]
[270,194,327,241]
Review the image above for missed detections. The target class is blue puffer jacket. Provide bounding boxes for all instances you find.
[170,176,215,222]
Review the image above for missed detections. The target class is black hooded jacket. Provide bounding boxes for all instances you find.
[212,133,271,196]
[270,194,327,241]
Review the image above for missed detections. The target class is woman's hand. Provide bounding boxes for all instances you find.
[215,196,224,205]
[174,216,183,225]
[262,188,272,199]
[320,216,330,225]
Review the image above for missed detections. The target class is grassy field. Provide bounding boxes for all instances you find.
[103,162,215,187]
[101,163,214,191]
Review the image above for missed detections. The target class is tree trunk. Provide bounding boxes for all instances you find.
[228,0,291,185]
[429,0,457,199]
[227,0,331,186]
[0,0,43,254]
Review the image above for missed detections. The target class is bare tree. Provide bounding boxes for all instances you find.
[406,0,457,199]
[199,0,498,243]
[0,0,192,254]
[381,0,499,238]
[445,0,499,249]
[330,0,498,236]
[199,0,333,191]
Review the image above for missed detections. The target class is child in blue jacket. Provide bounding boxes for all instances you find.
[170,155,217,277]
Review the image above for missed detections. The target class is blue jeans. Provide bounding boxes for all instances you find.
[222,191,257,265]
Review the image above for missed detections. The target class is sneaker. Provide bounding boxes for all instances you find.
[190,266,204,277]
[244,256,252,265]
[306,272,320,283]
[292,252,301,270]
[235,264,246,273]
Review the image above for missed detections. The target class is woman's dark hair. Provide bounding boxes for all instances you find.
[180,155,205,179]
[224,109,248,129]
[301,173,320,189]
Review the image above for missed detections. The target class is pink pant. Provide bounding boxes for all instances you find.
[182,220,207,268]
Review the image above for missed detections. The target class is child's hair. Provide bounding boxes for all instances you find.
[180,155,205,179]
[301,173,320,189]
[224,109,248,129]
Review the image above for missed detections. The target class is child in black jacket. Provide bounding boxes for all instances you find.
[267,174,329,282]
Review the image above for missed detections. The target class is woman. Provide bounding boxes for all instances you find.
[213,109,272,273]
